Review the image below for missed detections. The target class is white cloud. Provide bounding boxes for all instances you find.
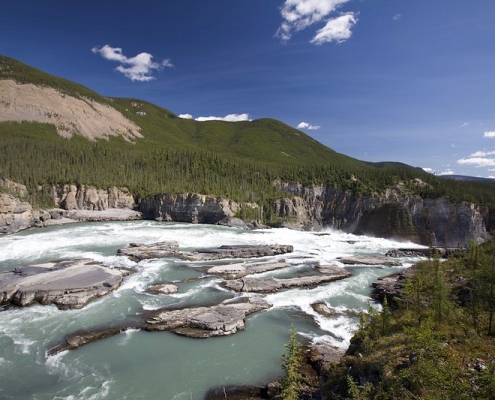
[439,168,455,175]
[178,114,193,119]
[484,131,495,138]
[471,150,495,157]
[195,113,251,122]
[91,45,172,82]
[392,14,402,21]
[276,0,357,44]
[457,157,495,168]
[460,122,469,128]
[488,176,495,179]
[297,121,321,130]
[422,167,434,173]
[311,13,357,45]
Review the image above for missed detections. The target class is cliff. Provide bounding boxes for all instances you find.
[271,183,491,247]
[0,180,491,247]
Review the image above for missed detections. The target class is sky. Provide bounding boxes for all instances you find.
[1,0,495,178]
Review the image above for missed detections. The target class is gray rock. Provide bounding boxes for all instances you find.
[117,241,180,261]
[222,269,351,293]
[183,244,293,261]
[147,283,179,294]
[207,260,290,279]
[338,255,401,266]
[311,302,337,317]
[0,259,124,309]
[145,297,271,337]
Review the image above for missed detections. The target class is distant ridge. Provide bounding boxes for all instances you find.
[438,175,495,183]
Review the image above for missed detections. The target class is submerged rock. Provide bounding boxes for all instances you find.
[0,259,124,310]
[145,297,271,337]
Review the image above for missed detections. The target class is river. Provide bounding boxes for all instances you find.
[0,221,424,399]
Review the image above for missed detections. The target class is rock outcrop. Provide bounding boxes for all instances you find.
[51,184,136,211]
[145,297,271,338]
[0,192,35,234]
[0,259,126,309]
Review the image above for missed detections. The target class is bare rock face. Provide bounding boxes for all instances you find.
[0,193,34,234]
[52,184,136,211]
[0,259,124,309]
[138,192,246,225]
[273,182,491,247]
[0,79,142,140]
[145,297,271,338]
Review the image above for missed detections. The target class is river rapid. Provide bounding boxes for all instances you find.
[0,221,425,399]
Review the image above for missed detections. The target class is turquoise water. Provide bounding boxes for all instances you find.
[0,221,424,399]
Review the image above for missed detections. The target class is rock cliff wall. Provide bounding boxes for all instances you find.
[272,183,491,247]
[51,185,135,210]
[137,193,246,227]
[0,179,491,247]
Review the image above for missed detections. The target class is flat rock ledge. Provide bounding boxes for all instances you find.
[371,265,417,303]
[145,297,271,338]
[182,245,294,262]
[207,260,290,279]
[338,255,401,267]
[0,259,125,310]
[117,241,180,261]
[223,266,351,293]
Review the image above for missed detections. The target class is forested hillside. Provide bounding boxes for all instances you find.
[1,55,495,214]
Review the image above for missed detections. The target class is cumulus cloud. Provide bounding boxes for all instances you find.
[311,13,357,44]
[457,157,495,168]
[276,0,357,44]
[91,45,173,81]
[178,113,251,122]
[484,131,495,138]
[439,168,455,175]
[471,150,495,157]
[297,121,321,130]
[422,167,434,173]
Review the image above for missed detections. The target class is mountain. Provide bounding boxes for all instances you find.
[439,174,495,183]
[0,55,494,246]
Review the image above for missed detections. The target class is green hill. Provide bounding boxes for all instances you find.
[0,54,494,213]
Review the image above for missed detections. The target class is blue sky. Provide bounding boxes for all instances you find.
[2,0,495,178]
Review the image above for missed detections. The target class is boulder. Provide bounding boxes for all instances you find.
[147,283,179,295]
[0,259,124,309]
